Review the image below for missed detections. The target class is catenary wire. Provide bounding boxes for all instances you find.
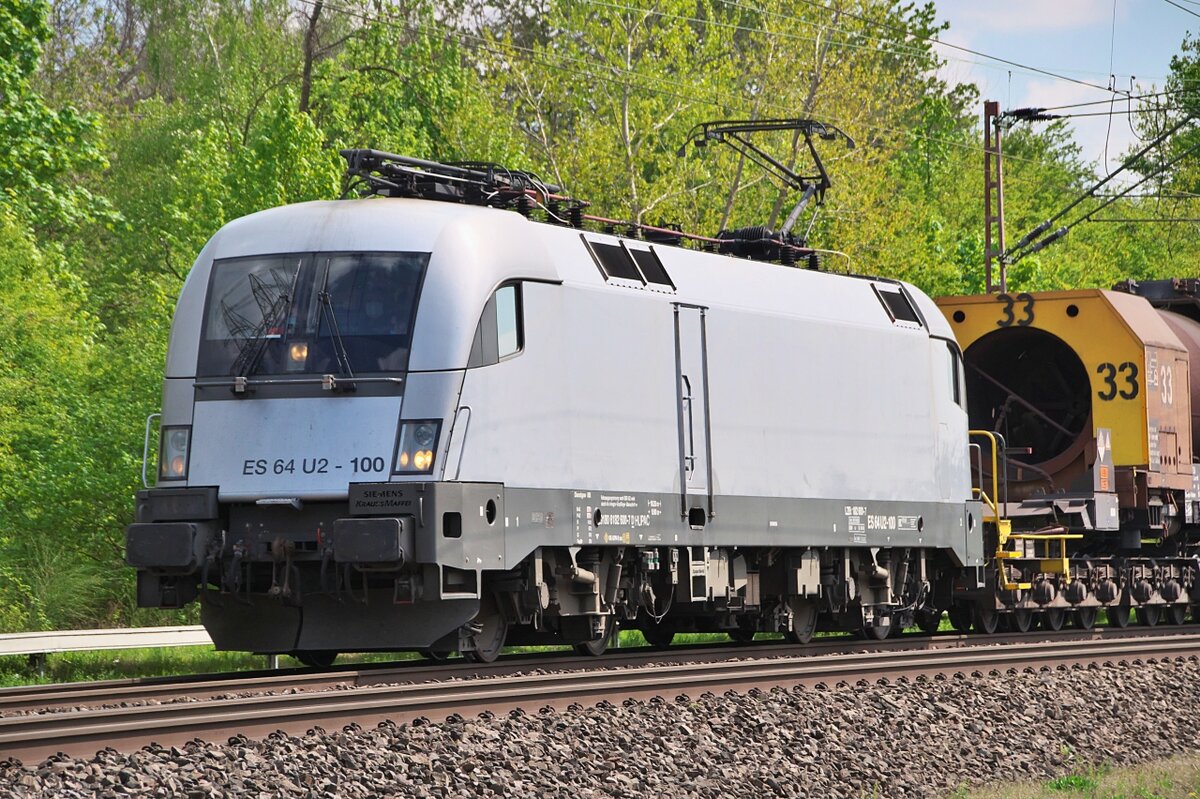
[1103,0,1118,165]
[1160,0,1200,19]
[739,0,1118,94]
[298,0,1176,198]
[1033,90,1182,112]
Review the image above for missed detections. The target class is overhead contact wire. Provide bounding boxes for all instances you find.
[299,0,1106,184]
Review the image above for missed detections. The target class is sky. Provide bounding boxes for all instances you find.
[932,0,1195,176]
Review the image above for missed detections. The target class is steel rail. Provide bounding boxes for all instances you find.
[3,632,1199,763]
[2,626,1179,715]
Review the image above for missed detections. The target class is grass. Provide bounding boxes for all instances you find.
[949,756,1200,799]
[0,646,432,687]
[1047,774,1104,792]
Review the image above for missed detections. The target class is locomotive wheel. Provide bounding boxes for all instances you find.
[862,620,892,640]
[1041,609,1066,631]
[971,605,999,635]
[1166,604,1188,625]
[1011,609,1034,633]
[1136,606,1161,627]
[574,615,617,656]
[643,623,677,649]
[948,605,973,632]
[727,626,756,644]
[784,598,818,644]
[916,609,942,634]
[464,594,508,664]
[1072,607,1098,630]
[1107,601,1131,628]
[292,650,338,668]
[419,647,452,662]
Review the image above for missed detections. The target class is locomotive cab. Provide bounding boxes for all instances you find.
[127,199,557,661]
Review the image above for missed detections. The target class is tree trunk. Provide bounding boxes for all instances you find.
[299,0,324,114]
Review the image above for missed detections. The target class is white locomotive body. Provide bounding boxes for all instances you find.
[128,170,983,661]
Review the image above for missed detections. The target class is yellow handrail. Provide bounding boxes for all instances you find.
[969,430,1002,522]
[969,431,1078,588]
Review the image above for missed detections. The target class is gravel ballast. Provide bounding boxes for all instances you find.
[2,656,1196,798]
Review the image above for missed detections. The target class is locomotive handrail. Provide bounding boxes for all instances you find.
[141,412,161,489]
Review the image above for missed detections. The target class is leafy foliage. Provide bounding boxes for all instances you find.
[0,0,111,227]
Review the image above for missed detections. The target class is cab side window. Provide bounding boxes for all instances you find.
[468,283,523,367]
[946,342,965,408]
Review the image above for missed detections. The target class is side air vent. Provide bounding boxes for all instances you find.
[873,285,923,327]
[630,249,675,289]
[582,235,676,291]
[590,241,642,281]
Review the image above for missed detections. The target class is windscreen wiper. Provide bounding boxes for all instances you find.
[315,262,355,387]
[231,263,302,378]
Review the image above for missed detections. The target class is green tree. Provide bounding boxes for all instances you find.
[0,208,112,631]
[0,0,110,227]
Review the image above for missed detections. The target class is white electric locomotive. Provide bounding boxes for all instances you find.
[127,148,984,664]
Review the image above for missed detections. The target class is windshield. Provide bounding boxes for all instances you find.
[198,251,428,377]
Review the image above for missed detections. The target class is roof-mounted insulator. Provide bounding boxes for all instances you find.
[717,226,804,263]
[781,243,796,267]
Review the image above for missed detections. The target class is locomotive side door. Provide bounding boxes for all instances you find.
[673,303,713,520]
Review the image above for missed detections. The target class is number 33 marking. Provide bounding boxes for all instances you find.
[1096,361,1139,401]
[996,293,1035,327]
[1160,365,1173,405]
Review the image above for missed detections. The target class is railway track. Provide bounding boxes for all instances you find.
[0,626,1167,715]
[3,628,1198,763]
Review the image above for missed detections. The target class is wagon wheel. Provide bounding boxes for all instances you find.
[1135,605,1161,627]
[972,604,1000,635]
[464,593,508,664]
[1041,608,1066,631]
[419,647,453,662]
[292,650,338,668]
[1072,607,1098,630]
[1107,600,1131,629]
[1165,604,1188,625]
[784,598,818,644]
[1010,608,1034,633]
[574,615,617,656]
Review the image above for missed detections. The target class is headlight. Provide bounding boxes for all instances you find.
[393,420,441,474]
[287,341,309,371]
[159,426,191,481]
